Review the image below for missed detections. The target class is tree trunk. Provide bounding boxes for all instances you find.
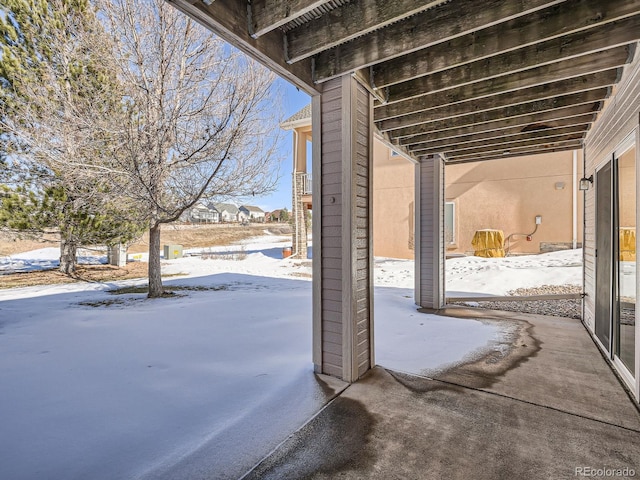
[148,223,163,298]
[59,238,77,274]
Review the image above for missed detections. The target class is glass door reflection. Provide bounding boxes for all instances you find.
[615,145,636,377]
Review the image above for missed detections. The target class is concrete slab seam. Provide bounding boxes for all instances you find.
[385,367,640,434]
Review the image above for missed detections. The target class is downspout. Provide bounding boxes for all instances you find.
[573,149,578,249]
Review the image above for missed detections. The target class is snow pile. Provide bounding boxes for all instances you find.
[446,249,583,297]
[0,247,106,273]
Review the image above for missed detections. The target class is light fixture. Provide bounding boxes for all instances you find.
[579,175,594,191]
[555,181,565,190]
[202,0,215,5]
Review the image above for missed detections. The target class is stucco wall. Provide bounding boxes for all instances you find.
[446,151,584,255]
[371,143,585,259]
[372,141,415,259]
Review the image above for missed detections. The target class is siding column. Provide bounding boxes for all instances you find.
[415,155,446,310]
[312,75,374,383]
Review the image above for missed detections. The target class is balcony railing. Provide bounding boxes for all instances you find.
[300,173,312,195]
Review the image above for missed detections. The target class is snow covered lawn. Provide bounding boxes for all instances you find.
[0,240,582,479]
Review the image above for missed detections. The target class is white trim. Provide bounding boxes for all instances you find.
[613,356,636,394]
[594,129,639,400]
[572,150,578,250]
[635,124,640,402]
[311,94,322,373]
[445,201,456,246]
[613,130,637,399]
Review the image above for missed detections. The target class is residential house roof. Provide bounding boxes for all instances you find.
[240,205,265,213]
[280,103,311,130]
[214,203,239,214]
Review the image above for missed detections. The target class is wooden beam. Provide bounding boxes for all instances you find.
[377,71,618,131]
[353,68,387,104]
[376,48,629,119]
[394,104,598,145]
[389,88,608,139]
[431,132,585,158]
[443,141,583,164]
[410,124,590,155]
[373,14,640,89]
[399,112,597,147]
[286,0,483,63]
[314,0,640,83]
[166,0,318,95]
[250,0,332,38]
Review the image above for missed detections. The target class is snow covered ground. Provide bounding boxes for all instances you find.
[0,238,583,480]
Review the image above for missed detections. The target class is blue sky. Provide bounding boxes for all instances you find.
[253,79,311,212]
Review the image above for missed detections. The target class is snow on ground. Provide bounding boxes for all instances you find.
[0,247,105,273]
[374,248,583,296]
[0,242,583,480]
[446,248,583,297]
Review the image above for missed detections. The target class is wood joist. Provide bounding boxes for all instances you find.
[168,0,640,164]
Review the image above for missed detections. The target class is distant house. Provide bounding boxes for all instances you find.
[214,203,239,223]
[240,205,265,223]
[266,209,289,223]
[183,202,218,223]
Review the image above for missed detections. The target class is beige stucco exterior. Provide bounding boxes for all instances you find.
[371,141,415,259]
[371,144,584,258]
[285,109,585,260]
[445,151,584,255]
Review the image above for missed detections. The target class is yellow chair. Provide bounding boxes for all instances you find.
[471,229,505,258]
[619,227,636,261]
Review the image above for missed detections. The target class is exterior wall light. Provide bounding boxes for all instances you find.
[579,175,594,191]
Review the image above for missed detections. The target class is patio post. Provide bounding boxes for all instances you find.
[415,155,446,310]
[312,74,375,382]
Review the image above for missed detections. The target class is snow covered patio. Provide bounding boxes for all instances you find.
[245,307,640,480]
[1,238,638,478]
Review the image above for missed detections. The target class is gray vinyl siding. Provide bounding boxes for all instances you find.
[583,42,640,332]
[416,157,445,309]
[353,80,372,377]
[315,75,373,382]
[320,77,344,378]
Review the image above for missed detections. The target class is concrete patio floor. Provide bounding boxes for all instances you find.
[243,308,640,480]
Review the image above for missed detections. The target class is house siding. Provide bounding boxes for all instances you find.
[416,156,445,309]
[584,44,640,336]
[314,75,373,382]
[320,78,344,378]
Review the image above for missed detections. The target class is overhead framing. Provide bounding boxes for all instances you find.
[167,0,640,164]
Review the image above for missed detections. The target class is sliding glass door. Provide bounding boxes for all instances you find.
[595,136,637,384]
[595,162,612,349]
[615,144,636,377]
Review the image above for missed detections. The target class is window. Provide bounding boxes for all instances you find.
[445,202,456,245]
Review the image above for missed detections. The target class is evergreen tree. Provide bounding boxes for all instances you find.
[0,0,143,273]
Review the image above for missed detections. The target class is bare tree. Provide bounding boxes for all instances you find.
[98,0,282,297]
